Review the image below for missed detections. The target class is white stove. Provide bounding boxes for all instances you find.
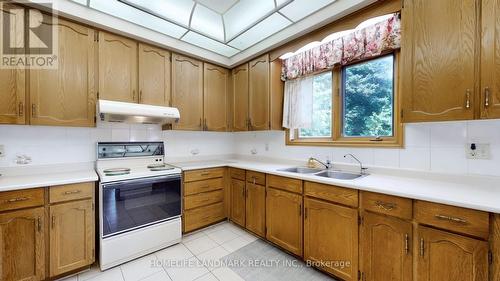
[96,142,182,270]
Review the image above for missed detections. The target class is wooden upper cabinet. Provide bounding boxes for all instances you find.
[304,198,358,281]
[270,59,284,130]
[138,43,171,106]
[230,178,246,227]
[248,54,270,130]
[50,200,94,277]
[401,0,477,122]
[172,54,203,130]
[266,188,303,256]
[232,64,249,131]
[480,0,500,118]
[0,207,45,281]
[417,226,488,281]
[98,32,138,103]
[204,63,228,131]
[0,4,25,125]
[30,18,96,127]
[360,212,412,281]
[245,183,266,237]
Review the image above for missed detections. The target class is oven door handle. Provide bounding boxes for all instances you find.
[102,174,181,189]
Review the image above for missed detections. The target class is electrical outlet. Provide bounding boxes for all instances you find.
[0,145,4,158]
[466,143,490,159]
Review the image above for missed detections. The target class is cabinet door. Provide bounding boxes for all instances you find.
[417,226,488,281]
[232,64,249,131]
[30,18,96,127]
[0,4,26,125]
[245,183,265,237]
[270,59,284,130]
[248,54,270,130]
[304,198,358,281]
[138,43,171,106]
[0,207,45,281]
[50,200,94,277]
[172,54,203,130]
[360,212,412,281]
[401,0,477,122]
[481,0,500,118]
[266,188,302,256]
[98,31,138,103]
[204,63,228,131]
[230,179,246,227]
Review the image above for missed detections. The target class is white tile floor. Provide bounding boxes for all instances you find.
[58,221,259,281]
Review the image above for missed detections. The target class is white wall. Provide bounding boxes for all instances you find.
[0,119,499,177]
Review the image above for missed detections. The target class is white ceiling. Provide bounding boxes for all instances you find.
[31,0,376,67]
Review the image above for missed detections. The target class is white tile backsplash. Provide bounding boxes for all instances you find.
[0,120,499,176]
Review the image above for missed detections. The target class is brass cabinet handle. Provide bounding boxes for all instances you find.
[132,90,136,101]
[37,217,42,232]
[304,207,308,219]
[199,118,202,129]
[19,102,24,116]
[465,89,471,109]
[298,204,302,217]
[374,200,396,211]
[242,187,245,197]
[31,104,36,117]
[204,118,208,131]
[248,118,253,130]
[419,238,425,257]
[6,197,29,203]
[404,234,409,255]
[139,90,142,102]
[485,87,490,108]
[199,185,210,189]
[63,190,81,195]
[200,172,210,176]
[434,214,467,224]
[51,216,55,229]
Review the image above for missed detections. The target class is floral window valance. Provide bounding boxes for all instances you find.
[281,12,401,81]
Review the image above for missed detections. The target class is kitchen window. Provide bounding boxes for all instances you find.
[287,53,402,147]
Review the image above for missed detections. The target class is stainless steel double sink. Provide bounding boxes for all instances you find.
[277,167,367,180]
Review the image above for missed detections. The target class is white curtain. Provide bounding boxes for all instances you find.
[282,76,314,131]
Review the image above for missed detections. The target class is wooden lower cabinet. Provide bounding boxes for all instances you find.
[360,212,412,281]
[0,207,45,281]
[304,198,358,281]
[50,199,94,277]
[266,188,303,256]
[416,226,488,281]
[245,182,265,237]
[230,178,246,227]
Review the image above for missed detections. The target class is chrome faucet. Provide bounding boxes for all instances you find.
[308,157,332,169]
[344,154,368,175]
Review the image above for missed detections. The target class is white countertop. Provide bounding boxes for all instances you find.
[0,163,98,191]
[171,159,500,214]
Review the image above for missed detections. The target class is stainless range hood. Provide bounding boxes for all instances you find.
[98,100,180,125]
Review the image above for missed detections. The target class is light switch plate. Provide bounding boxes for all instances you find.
[466,143,490,159]
[0,145,4,157]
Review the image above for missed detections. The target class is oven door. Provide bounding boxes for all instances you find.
[101,174,181,238]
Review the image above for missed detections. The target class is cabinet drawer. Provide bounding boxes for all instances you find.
[184,202,225,232]
[361,192,412,220]
[184,178,224,196]
[184,190,224,210]
[246,171,266,185]
[415,200,489,239]
[184,168,225,182]
[230,168,246,181]
[267,175,302,194]
[49,182,94,203]
[0,188,45,212]
[305,182,358,207]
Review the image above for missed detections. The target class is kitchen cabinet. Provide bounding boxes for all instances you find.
[50,199,94,277]
[30,18,96,127]
[98,31,138,103]
[401,0,477,122]
[138,43,171,106]
[304,197,358,281]
[266,187,303,256]
[269,59,284,130]
[172,54,203,130]
[480,0,500,118]
[360,212,412,281]
[0,207,45,281]
[232,64,249,131]
[248,54,270,130]
[245,181,266,237]
[204,63,229,131]
[416,226,488,281]
[230,178,246,227]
